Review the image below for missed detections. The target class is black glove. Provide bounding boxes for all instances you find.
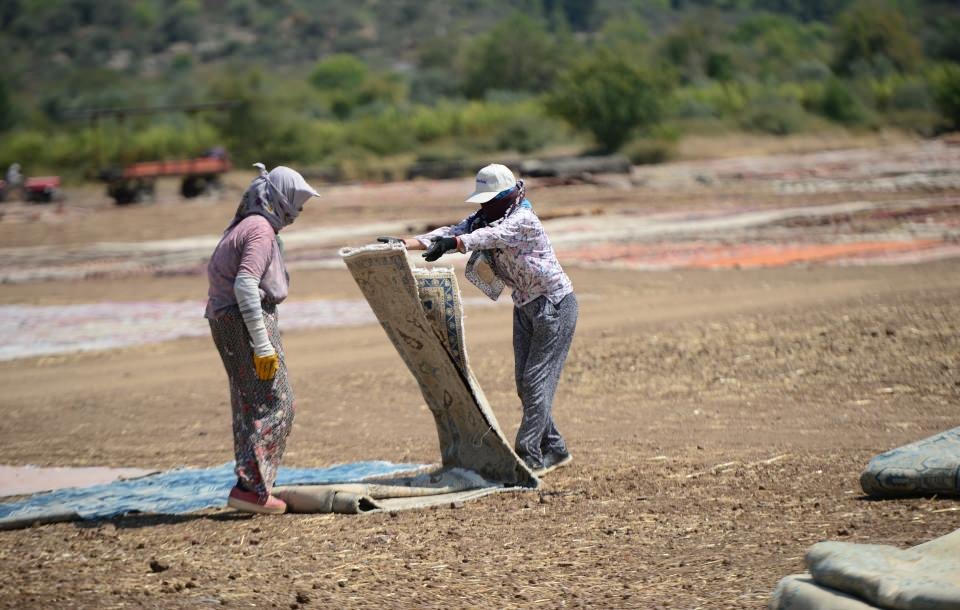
[377,236,404,244]
[423,237,457,262]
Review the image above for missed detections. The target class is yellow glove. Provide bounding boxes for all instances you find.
[253,353,279,381]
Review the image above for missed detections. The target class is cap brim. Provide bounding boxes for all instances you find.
[465,190,499,204]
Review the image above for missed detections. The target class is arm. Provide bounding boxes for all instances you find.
[457,212,527,252]
[380,214,473,252]
[378,235,460,259]
[376,236,428,250]
[413,215,474,249]
[233,223,279,379]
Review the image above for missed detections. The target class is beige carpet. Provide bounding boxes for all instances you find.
[276,243,537,514]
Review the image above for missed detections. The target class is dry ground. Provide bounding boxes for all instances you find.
[1,136,959,608]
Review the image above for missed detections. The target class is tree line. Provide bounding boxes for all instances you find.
[1,0,958,180]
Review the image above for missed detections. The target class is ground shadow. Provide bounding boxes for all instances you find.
[74,509,254,530]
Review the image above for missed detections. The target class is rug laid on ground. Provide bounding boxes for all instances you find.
[770,529,960,610]
[277,243,538,515]
[0,461,421,530]
[860,427,960,498]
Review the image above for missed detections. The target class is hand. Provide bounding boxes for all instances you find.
[377,236,404,244]
[423,237,458,262]
[253,352,279,380]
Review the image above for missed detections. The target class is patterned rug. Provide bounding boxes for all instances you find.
[860,427,960,498]
[770,430,960,609]
[0,461,423,530]
[274,244,538,514]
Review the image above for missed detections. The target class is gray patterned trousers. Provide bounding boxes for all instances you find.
[513,292,578,467]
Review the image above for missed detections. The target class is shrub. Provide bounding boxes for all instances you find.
[0,80,14,132]
[460,14,567,99]
[741,94,809,135]
[817,78,867,124]
[792,60,833,82]
[884,109,944,137]
[0,131,49,169]
[622,138,676,165]
[933,63,960,130]
[347,111,418,157]
[493,113,560,154]
[547,50,665,152]
[832,0,921,76]
[889,78,933,112]
[309,54,368,92]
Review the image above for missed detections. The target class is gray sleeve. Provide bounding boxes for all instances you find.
[415,215,474,248]
[234,272,274,357]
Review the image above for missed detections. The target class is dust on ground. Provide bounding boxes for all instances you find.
[1,135,959,609]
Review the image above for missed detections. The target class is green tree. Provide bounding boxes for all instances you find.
[832,0,921,75]
[310,54,407,119]
[817,78,866,123]
[733,14,831,80]
[753,0,852,22]
[205,69,279,165]
[461,14,569,99]
[658,14,730,84]
[925,16,960,63]
[547,51,665,152]
[0,80,14,132]
[161,0,202,44]
[596,15,650,54]
[933,63,960,130]
[309,54,369,92]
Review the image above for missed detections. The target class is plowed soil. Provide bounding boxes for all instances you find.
[1,137,959,608]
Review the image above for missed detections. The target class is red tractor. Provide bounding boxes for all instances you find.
[24,176,62,203]
[101,154,232,205]
[0,165,62,203]
[69,102,238,205]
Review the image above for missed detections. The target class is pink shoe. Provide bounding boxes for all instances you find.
[227,486,287,514]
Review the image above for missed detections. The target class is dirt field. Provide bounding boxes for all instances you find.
[1,136,959,608]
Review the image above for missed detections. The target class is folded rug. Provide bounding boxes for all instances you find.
[771,529,960,610]
[275,467,504,514]
[860,427,960,498]
[337,243,537,489]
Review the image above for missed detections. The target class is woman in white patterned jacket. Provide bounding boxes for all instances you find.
[383,163,578,476]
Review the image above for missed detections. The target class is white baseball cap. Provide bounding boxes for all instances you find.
[465,163,516,204]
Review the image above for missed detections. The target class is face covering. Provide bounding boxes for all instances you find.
[479,181,524,222]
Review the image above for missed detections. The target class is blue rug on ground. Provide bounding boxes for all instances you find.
[0,461,423,528]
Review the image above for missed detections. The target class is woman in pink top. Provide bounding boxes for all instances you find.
[206,163,320,514]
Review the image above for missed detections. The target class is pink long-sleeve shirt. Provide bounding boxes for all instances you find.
[205,215,289,319]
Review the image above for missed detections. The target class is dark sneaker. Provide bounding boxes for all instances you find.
[537,450,573,476]
[518,453,544,473]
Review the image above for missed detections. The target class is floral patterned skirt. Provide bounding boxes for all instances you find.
[208,304,294,498]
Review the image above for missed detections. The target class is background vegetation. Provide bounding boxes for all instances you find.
[1,0,959,180]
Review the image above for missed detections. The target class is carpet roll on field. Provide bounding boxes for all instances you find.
[860,427,960,499]
[770,529,960,610]
[272,243,538,514]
